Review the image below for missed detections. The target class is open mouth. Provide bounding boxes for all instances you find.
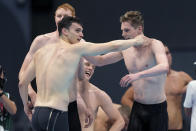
[85,71,91,77]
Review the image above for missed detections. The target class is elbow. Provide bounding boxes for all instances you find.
[162,64,169,74]
[18,80,26,90]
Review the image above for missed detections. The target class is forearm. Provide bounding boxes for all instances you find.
[121,98,133,108]
[137,64,168,79]
[109,118,125,131]
[109,39,137,52]
[28,84,36,105]
[19,83,28,108]
[0,95,17,115]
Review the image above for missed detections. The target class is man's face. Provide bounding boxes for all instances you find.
[55,8,73,27]
[83,59,95,80]
[121,21,141,39]
[66,23,83,44]
[165,47,172,67]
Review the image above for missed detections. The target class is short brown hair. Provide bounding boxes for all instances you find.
[120,11,144,29]
[56,3,76,17]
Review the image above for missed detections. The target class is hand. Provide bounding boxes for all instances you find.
[24,102,33,121]
[134,34,145,46]
[84,108,93,128]
[120,73,140,87]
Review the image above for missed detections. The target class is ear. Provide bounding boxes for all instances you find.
[62,28,69,36]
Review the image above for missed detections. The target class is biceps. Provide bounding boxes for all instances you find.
[21,60,35,85]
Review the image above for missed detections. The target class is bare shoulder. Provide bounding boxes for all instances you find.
[89,84,112,102]
[151,38,164,47]
[29,33,51,53]
[178,71,192,82]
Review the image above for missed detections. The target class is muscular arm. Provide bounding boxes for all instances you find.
[98,91,125,131]
[19,36,44,105]
[0,92,17,115]
[19,58,36,112]
[121,87,134,109]
[139,41,168,78]
[77,36,143,59]
[84,52,123,67]
[19,36,42,79]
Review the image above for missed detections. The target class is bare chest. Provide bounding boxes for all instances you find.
[123,47,155,73]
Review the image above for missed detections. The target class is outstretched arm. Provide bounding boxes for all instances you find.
[98,91,125,131]
[84,52,123,67]
[76,34,144,58]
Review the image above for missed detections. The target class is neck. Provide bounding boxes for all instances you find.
[60,35,69,43]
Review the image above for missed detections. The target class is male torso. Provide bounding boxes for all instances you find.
[34,42,81,111]
[165,70,191,130]
[122,39,166,104]
[79,83,101,131]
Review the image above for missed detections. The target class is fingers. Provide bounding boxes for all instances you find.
[84,114,93,128]
[120,75,131,87]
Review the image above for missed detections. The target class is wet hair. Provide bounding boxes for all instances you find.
[55,3,75,17]
[58,16,82,36]
[120,11,144,29]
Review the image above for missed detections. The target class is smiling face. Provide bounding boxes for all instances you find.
[83,59,95,80]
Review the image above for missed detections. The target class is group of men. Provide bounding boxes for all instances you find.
[18,2,196,131]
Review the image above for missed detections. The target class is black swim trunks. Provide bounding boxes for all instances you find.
[32,107,69,131]
[68,101,81,131]
[127,101,168,131]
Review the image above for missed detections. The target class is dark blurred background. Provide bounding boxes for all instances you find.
[0,0,195,130]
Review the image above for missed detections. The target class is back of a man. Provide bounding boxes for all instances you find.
[34,43,79,111]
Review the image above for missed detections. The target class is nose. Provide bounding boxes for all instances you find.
[122,31,125,38]
[80,32,84,38]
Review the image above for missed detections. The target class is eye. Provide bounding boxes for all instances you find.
[57,14,62,18]
[75,29,81,33]
[124,29,130,32]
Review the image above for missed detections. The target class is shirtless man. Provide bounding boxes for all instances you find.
[121,46,192,131]
[85,11,169,131]
[18,3,84,130]
[18,16,145,131]
[94,104,131,131]
[78,59,125,131]
[19,3,75,106]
